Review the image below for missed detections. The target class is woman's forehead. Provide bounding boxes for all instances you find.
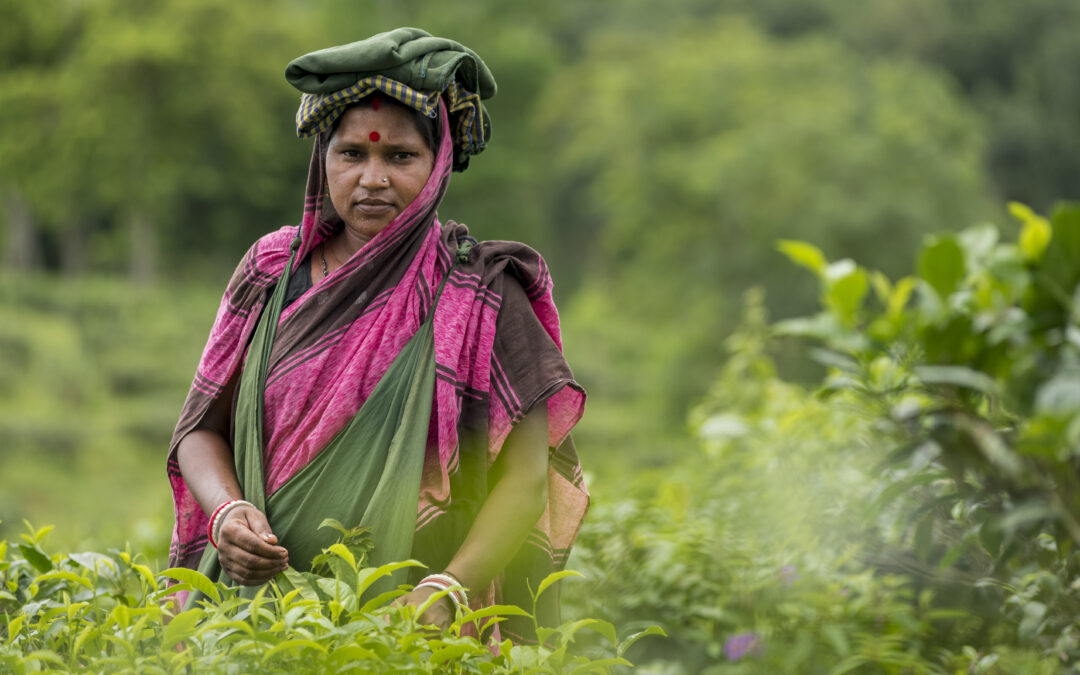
[333,104,424,142]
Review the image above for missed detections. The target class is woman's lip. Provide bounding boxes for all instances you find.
[354,201,393,214]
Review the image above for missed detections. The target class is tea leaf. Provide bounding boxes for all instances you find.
[160,568,221,605]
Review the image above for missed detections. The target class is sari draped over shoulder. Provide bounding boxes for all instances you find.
[166,97,587,639]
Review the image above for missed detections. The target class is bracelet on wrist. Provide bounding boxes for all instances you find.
[207,499,254,548]
[416,572,469,609]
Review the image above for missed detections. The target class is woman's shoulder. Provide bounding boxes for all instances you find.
[249,225,301,274]
[223,225,300,290]
[443,223,552,297]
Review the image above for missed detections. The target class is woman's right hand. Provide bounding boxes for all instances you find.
[216,505,290,586]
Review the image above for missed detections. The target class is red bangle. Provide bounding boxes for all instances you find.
[207,499,240,548]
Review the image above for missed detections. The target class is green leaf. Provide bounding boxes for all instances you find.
[887,277,917,317]
[821,624,849,656]
[777,240,828,277]
[17,545,53,573]
[326,543,356,571]
[1010,202,1052,262]
[430,643,476,666]
[556,619,610,648]
[317,518,348,537]
[823,260,868,326]
[356,560,425,598]
[263,638,329,660]
[616,625,667,657]
[162,608,204,649]
[914,366,999,396]
[359,587,408,614]
[918,236,965,298]
[569,657,634,673]
[532,570,583,603]
[456,604,531,627]
[159,568,221,605]
[35,570,92,589]
[18,650,64,667]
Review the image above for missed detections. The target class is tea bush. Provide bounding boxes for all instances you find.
[564,204,1080,673]
[0,522,662,673]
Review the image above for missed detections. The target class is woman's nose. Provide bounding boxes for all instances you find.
[358,161,388,188]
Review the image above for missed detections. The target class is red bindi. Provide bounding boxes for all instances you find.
[369,131,380,142]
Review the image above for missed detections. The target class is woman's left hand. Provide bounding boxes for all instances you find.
[396,586,455,631]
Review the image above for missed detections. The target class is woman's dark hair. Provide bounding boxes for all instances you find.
[328,95,437,154]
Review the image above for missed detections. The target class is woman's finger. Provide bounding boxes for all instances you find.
[220,508,288,560]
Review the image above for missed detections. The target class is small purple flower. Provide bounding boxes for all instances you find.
[724,632,764,661]
[779,565,800,587]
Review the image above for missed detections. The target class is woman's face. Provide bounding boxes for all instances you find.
[325,103,435,244]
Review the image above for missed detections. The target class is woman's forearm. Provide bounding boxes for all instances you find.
[443,406,550,595]
[176,429,244,517]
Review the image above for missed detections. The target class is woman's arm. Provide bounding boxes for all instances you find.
[176,374,288,585]
[403,405,550,627]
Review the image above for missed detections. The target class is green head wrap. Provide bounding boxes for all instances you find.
[285,27,497,172]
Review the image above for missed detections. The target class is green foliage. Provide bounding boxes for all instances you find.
[0,272,221,556]
[771,202,1080,667]
[566,293,993,673]
[0,521,655,673]
[551,15,992,454]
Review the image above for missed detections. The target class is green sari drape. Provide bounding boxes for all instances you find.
[191,236,451,603]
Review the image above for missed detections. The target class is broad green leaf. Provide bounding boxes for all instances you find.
[318,518,348,537]
[6,615,24,643]
[356,560,424,598]
[821,624,849,656]
[326,543,356,571]
[19,650,64,667]
[557,618,616,648]
[430,643,475,666]
[777,240,828,277]
[263,638,328,659]
[71,625,99,658]
[823,260,868,326]
[569,657,634,673]
[914,366,999,396]
[359,587,408,614]
[17,545,53,573]
[159,568,221,605]
[329,644,379,666]
[616,625,666,657]
[887,277,917,317]
[35,570,92,589]
[414,587,455,620]
[1010,202,1052,262]
[457,604,531,626]
[533,570,583,603]
[162,608,204,649]
[131,564,157,589]
[918,236,965,298]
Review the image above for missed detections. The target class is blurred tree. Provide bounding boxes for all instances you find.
[0,0,81,271]
[545,17,993,449]
[736,0,1080,210]
[0,0,315,279]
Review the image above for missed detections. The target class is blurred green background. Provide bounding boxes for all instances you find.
[2,0,1079,670]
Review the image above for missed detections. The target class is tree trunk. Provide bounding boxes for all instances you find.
[129,211,157,285]
[60,219,89,277]
[2,187,41,271]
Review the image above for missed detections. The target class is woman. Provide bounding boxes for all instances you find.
[166,28,587,639]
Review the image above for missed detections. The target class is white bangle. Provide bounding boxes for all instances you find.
[211,499,255,547]
[417,573,469,608]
